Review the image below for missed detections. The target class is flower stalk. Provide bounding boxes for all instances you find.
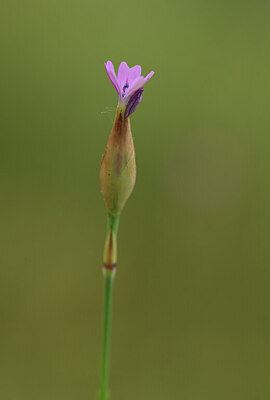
[98,272,114,400]
[98,60,154,399]
[98,214,119,400]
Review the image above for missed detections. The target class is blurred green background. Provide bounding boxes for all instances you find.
[1,0,270,399]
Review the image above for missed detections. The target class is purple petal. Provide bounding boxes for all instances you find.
[104,61,120,95]
[143,70,155,83]
[117,61,129,89]
[125,88,144,118]
[125,76,145,98]
[127,65,142,85]
[126,71,154,98]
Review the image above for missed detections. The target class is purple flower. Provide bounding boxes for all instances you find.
[104,61,154,116]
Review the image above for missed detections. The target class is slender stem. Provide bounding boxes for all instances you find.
[98,273,115,400]
[98,214,119,400]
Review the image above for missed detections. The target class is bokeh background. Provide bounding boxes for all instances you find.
[1,0,270,399]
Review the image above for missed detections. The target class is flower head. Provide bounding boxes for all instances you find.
[104,61,154,117]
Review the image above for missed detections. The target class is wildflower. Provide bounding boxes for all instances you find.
[104,61,154,117]
[98,61,155,399]
[100,61,154,217]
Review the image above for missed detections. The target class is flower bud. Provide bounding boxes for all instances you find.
[100,107,136,216]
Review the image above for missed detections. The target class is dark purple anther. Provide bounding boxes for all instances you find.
[122,82,129,95]
[125,88,144,118]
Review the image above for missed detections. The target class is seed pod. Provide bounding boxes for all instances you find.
[100,107,136,216]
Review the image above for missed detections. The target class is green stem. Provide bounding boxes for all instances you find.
[98,214,119,400]
[98,273,115,400]
[107,213,120,238]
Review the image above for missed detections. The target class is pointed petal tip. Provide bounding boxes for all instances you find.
[145,71,155,82]
[104,60,114,70]
[119,61,129,68]
[104,60,120,95]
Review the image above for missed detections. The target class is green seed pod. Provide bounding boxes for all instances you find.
[100,107,136,216]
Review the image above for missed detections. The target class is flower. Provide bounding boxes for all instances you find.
[104,61,154,117]
[100,61,154,217]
